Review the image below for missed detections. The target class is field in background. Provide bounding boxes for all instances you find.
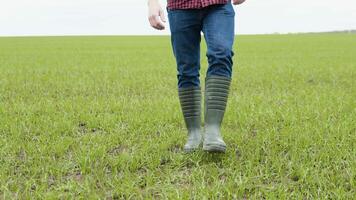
[0,34,355,198]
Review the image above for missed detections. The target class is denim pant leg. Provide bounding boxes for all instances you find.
[202,3,235,78]
[168,9,203,88]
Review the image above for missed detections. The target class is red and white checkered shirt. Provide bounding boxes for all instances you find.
[167,0,229,10]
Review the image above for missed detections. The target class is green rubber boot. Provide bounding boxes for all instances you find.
[178,86,202,152]
[203,75,231,153]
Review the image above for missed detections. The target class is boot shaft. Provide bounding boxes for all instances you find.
[204,75,231,125]
[178,86,202,129]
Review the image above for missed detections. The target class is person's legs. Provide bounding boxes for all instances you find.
[168,9,203,88]
[168,9,203,152]
[203,3,235,78]
[201,3,235,152]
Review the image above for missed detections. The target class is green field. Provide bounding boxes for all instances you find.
[0,34,355,198]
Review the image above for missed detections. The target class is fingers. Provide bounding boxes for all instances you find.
[149,14,165,30]
[159,9,166,23]
[147,1,166,30]
[148,9,166,30]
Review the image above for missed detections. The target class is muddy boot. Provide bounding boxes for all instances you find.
[203,75,231,153]
[178,86,202,152]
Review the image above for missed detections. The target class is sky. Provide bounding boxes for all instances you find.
[0,0,355,36]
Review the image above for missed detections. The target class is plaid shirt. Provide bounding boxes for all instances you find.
[167,0,229,10]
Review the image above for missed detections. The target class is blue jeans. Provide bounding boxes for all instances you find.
[168,2,235,88]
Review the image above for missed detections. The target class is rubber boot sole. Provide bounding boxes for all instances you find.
[203,143,226,153]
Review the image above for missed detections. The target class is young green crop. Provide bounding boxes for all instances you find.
[0,34,355,198]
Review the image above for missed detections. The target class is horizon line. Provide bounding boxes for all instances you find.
[0,30,355,38]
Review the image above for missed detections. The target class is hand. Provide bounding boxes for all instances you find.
[148,0,166,30]
[233,0,245,5]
